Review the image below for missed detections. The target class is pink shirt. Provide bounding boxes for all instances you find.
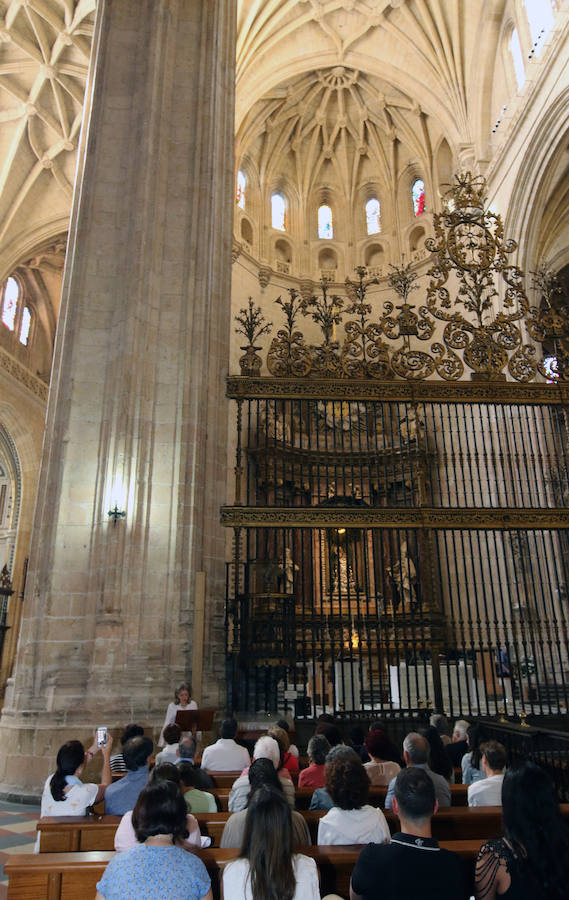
[298,763,326,789]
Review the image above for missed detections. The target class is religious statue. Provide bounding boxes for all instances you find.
[280,548,299,593]
[387,540,417,608]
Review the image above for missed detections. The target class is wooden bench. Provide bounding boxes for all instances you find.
[6,842,483,899]
[205,771,242,789]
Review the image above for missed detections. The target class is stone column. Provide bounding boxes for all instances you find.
[0,0,236,794]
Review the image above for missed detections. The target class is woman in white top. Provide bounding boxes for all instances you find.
[222,785,320,900]
[37,735,113,851]
[159,682,198,746]
[317,746,390,846]
[363,729,401,787]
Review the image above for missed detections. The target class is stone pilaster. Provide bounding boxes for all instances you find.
[0,0,236,794]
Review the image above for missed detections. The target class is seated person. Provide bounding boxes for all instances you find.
[155,723,181,765]
[364,729,401,786]
[468,741,507,807]
[176,735,196,764]
[221,758,310,848]
[200,718,250,772]
[420,726,454,783]
[350,768,467,900]
[349,724,370,763]
[269,724,299,773]
[37,734,112,851]
[229,735,295,811]
[98,781,211,899]
[430,713,452,746]
[317,746,390,845]
[105,735,153,815]
[298,734,330,789]
[109,723,144,774]
[475,762,569,900]
[385,733,451,810]
[178,760,217,812]
[222,786,320,900]
[445,718,470,767]
[461,724,486,785]
[114,762,201,852]
[276,718,299,757]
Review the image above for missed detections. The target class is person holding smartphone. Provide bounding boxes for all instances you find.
[36,730,113,850]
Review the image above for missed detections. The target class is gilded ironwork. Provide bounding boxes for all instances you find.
[220,506,569,530]
[235,297,272,376]
[266,290,312,377]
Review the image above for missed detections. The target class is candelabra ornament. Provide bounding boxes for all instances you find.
[266,289,311,377]
[528,266,569,381]
[235,297,272,376]
[302,278,345,377]
[341,266,390,378]
[425,172,536,381]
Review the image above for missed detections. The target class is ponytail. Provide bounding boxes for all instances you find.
[50,741,86,801]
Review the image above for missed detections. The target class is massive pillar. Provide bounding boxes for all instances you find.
[0,0,236,794]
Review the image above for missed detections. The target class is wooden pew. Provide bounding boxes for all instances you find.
[6,842,483,900]
[205,771,242,789]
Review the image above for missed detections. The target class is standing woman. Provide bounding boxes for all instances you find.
[159,682,197,746]
[222,785,320,899]
[475,762,569,899]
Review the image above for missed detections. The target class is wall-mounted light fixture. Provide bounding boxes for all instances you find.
[108,504,126,525]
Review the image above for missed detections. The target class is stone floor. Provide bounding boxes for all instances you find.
[0,799,40,898]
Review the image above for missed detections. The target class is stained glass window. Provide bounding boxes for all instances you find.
[19,307,31,345]
[1,277,19,331]
[318,204,333,239]
[510,29,525,90]
[271,193,286,231]
[412,179,425,216]
[237,170,246,209]
[366,198,381,235]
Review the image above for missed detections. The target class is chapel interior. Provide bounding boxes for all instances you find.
[0,0,568,794]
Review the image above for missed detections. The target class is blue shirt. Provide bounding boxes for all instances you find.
[96,843,210,899]
[104,766,149,815]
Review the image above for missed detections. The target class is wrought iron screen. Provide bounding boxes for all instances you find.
[222,174,569,719]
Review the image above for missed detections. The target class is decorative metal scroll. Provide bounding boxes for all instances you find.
[234,173,569,382]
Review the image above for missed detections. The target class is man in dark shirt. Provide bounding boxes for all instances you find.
[445,718,470,768]
[350,767,466,900]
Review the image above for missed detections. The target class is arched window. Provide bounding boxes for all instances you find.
[271,193,286,231]
[366,198,381,235]
[1,277,19,331]
[318,204,333,239]
[509,28,525,90]
[236,170,246,209]
[524,0,553,50]
[1,276,32,345]
[412,179,425,216]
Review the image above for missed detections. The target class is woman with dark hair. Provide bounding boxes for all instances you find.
[222,784,320,899]
[475,762,569,899]
[97,781,212,899]
[420,725,454,782]
[158,681,197,746]
[36,735,112,849]
[221,758,310,849]
[363,729,401,786]
[114,761,202,852]
[268,725,299,773]
[462,724,486,785]
[317,746,390,845]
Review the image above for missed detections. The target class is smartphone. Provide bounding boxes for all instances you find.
[96,726,108,747]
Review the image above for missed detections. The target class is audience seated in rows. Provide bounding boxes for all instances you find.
[363,729,401,786]
[385,733,451,809]
[475,762,569,900]
[461,723,486,785]
[200,717,250,772]
[420,725,454,783]
[229,735,295,810]
[317,746,391,846]
[154,723,181,766]
[178,761,217,812]
[114,762,201,853]
[109,723,144,774]
[350,767,467,900]
[104,736,153,816]
[468,741,507,807]
[221,758,310,849]
[445,718,470,767]
[98,781,211,900]
[298,734,330,789]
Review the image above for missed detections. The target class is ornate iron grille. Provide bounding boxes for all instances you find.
[223,174,569,720]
